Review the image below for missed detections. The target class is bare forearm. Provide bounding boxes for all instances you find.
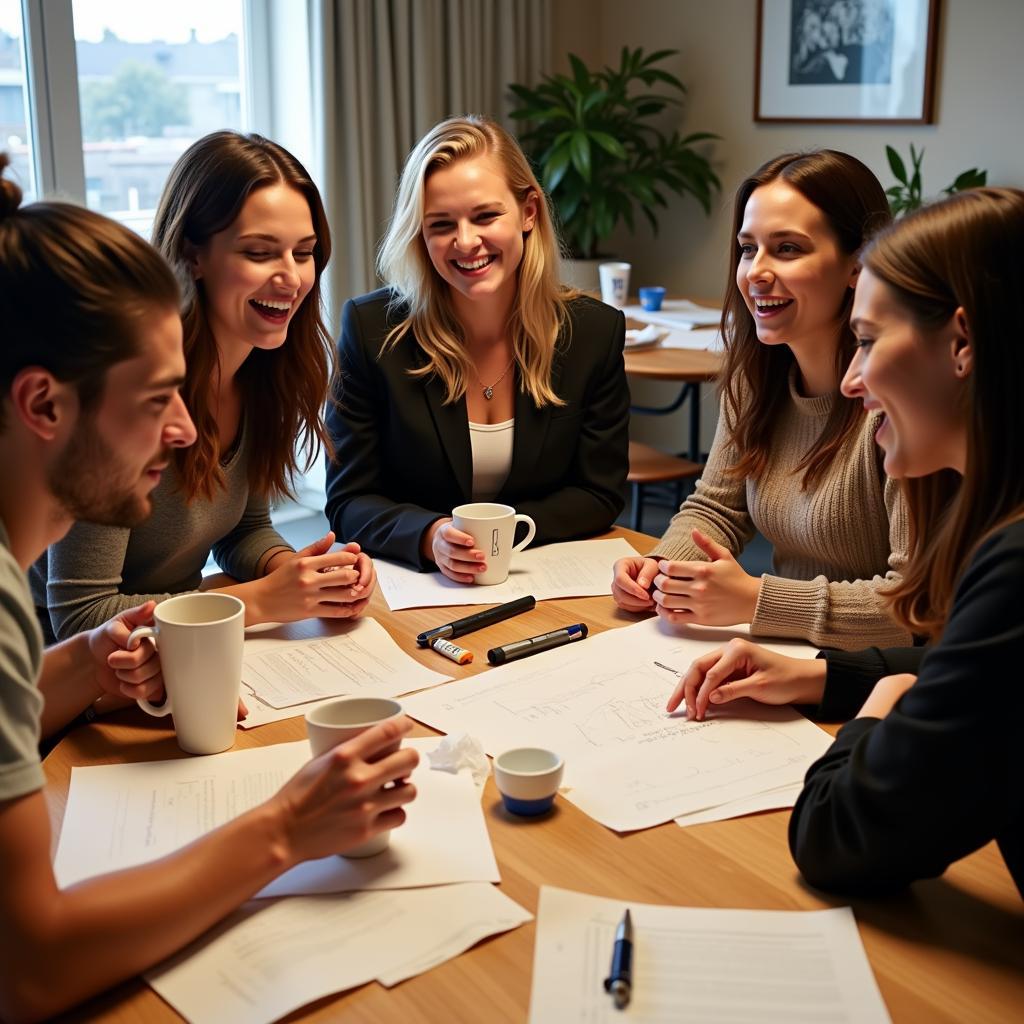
[2,803,290,1022]
[36,634,102,739]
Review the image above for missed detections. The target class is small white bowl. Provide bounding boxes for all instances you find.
[493,747,564,816]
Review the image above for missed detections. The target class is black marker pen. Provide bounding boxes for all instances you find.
[487,623,588,665]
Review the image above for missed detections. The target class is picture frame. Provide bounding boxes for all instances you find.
[754,0,940,124]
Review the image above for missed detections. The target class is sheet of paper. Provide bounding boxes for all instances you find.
[529,887,891,1024]
[659,326,724,352]
[673,782,801,828]
[403,617,831,831]
[147,882,532,1024]
[623,299,723,329]
[376,537,638,610]
[239,616,450,711]
[54,739,498,896]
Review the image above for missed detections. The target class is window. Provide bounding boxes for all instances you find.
[0,0,36,202]
[72,0,246,234]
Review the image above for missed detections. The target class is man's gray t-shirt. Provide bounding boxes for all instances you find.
[0,519,44,801]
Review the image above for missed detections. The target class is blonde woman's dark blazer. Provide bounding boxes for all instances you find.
[325,288,629,569]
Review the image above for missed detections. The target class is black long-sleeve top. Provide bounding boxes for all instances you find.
[790,519,1024,898]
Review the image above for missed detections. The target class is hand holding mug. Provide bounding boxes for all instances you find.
[450,502,536,585]
[88,601,164,702]
[128,593,245,755]
[426,518,485,583]
[305,697,415,856]
[278,716,419,863]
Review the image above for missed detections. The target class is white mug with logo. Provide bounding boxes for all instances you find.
[598,261,631,308]
[452,501,537,585]
[128,592,245,755]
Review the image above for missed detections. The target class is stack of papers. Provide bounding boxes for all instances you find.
[529,887,890,1023]
[239,616,452,728]
[375,537,638,610]
[55,738,528,1023]
[54,739,499,895]
[148,883,531,1024]
[403,617,832,832]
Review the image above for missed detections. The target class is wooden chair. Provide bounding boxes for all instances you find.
[626,441,702,533]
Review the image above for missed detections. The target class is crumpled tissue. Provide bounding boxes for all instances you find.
[427,733,491,787]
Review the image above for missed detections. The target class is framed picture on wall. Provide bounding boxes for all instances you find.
[754,0,940,123]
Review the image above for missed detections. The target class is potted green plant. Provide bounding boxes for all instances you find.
[885,143,987,217]
[509,48,720,284]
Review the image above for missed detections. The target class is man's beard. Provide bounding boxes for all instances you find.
[49,422,164,528]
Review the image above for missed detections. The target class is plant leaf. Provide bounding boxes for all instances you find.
[570,131,592,182]
[886,145,908,185]
[543,145,572,192]
[589,130,627,159]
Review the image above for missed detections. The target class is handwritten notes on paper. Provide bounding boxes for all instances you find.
[54,739,498,896]
[239,616,451,727]
[148,883,531,1024]
[403,617,831,832]
[375,537,638,610]
[529,887,891,1023]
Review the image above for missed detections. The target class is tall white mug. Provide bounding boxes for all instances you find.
[452,502,537,585]
[128,593,245,755]
[598,261,631,308]
[306,697,406,857]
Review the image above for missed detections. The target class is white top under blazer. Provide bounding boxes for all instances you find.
[468,418,515,501]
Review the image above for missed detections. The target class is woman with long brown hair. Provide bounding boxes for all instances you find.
[325,115,629,581]
[612,150,909,650]
[32,131,374,639]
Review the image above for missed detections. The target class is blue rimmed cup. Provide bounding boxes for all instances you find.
[638,286,666,311]
[493,747,564,816]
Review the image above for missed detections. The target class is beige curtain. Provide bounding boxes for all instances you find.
[309,0,551,328]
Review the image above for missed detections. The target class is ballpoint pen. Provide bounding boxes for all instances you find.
[486,623,588,665]
[604,908,633,1010]
[415,595,536,647]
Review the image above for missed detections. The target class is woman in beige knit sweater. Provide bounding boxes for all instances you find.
[613,150,911,650]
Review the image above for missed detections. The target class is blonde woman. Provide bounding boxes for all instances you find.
[326,115,629,581]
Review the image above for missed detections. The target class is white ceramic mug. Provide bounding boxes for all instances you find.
[452,502,537,585]
[305,697,405,857]
[128,593,245,755]
[598,261,631,308]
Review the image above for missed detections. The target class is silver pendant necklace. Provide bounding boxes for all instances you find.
[478,357,515,400]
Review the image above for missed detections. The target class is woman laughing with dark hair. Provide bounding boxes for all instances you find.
[613,149,908,651]
[32,131,375,639]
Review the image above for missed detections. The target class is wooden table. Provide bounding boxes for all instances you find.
[44,528,1024,1023]
[623,330,721,463]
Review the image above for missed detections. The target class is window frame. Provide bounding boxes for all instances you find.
[19,0,270,202]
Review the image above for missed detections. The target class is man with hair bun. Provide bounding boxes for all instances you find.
[0,158,419,1022]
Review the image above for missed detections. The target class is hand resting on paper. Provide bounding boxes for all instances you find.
[274,716,420,861]
[666,637,826,722]
[423,518,487,584]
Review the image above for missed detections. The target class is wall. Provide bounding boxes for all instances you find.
[549,0,1024,456]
